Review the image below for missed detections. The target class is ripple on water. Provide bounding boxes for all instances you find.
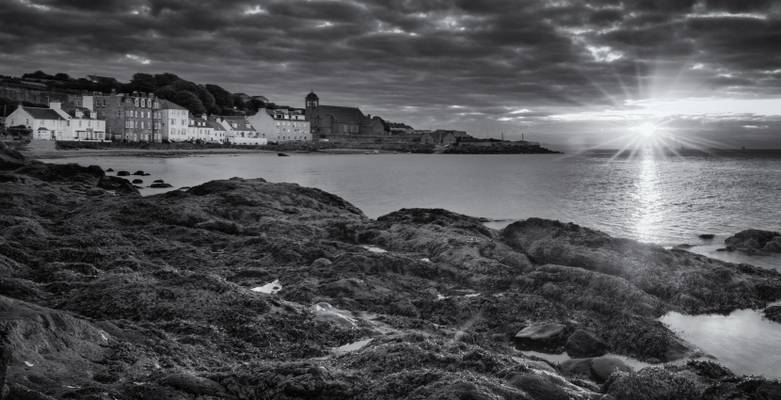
[660,309,781,379]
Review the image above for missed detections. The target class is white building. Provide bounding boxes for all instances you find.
[158,100,189,142]
[247,107,310,143]
[6,104,68,140]
[185,115,213,142]
[217,115,267,145]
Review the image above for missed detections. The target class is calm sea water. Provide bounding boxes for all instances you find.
[41,150,781,378]
[42,151,781,248]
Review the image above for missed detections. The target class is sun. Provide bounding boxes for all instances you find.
[635,122,657,138]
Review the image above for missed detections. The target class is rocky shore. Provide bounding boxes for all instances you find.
[1,142,780,399]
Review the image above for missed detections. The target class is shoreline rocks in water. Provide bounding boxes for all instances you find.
[0,141,780,399]
[723,229,781,254]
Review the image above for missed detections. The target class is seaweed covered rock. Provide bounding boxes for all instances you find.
[724,229,781,254]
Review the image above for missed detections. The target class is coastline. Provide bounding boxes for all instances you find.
[1,142,780,399]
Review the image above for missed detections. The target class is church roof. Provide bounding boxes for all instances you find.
[21,106,65,120]
[306,91,319,101]
[315,105,366,124]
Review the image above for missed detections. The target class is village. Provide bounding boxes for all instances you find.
[0,72,554,154]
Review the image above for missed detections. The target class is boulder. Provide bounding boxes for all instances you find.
[561,356,631,383]
[724,229,781,254]
[514,322,571,352]
[132,170,145,176]
[132,179,143,184]
[97,175,139,195]
[159,373,226,396]
[605,367,700,400]
[116,170,130,176]
[698,234,715,240]
[764,306,781,323]
[565,329,607,358]
[150,182,173,188]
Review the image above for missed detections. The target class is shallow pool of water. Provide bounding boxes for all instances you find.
[660,309,781,378]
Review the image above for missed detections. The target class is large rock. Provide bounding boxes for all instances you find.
[514,322,571,352]
[724,229,781,254]
[764,305,781,323]
[0,142,26,170]
[565,329,608,358]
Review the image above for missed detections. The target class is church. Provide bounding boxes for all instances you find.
[305,92,386,140]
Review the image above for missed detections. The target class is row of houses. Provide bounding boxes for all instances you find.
[4,92,315,145]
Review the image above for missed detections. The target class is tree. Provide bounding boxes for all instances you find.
[128,73,156,94]
[173,91,205,116]
[205,84,234,111]
[154,73,180,87]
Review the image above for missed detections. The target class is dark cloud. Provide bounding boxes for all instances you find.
[1,0,780,147]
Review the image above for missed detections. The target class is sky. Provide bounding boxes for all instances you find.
[1,0,781,149]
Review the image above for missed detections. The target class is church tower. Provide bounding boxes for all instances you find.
[305,91,319,112]
[305,91,319,136]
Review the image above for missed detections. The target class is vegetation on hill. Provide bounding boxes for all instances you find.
[4,70,272,116]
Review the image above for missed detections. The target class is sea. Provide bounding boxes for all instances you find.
[41,149,781,378]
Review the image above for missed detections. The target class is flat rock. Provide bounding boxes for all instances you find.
[514,322,570,352]
[725,229,781,254]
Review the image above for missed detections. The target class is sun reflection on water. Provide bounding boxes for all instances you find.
[634,147,662,243]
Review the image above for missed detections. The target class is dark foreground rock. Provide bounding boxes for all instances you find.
[0,146,780,399]
[765,306,781,323]
[724,229,781,254]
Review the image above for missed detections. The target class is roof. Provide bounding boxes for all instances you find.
[306,91,319,101]
[158,99,186,110]
[21,106,65,120]
[205,118,226,131]
[220,115,256,131]
[315,105,366,124]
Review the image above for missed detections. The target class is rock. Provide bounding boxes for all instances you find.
[153,179,164,183]
[6,383,57,400]
[0,142,26,170]
[589,356,631,382]
[699,234,715,240]
[105,168,114,172]
[605,367,700,400]
[132,179,143,184]
[132,170,145,176]
[565,329,607,358]
[514,322,570,352]
[764,306,781,323]
[116,170,130,176]
[508,373,571,400]
[150,182,173,188]
[159,373,226,396]
[561,356,631,383]
[725,229,781,254]
[97,175,139,195]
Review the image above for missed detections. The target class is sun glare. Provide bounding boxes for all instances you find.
[636,122,657,138]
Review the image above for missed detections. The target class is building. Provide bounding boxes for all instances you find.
[420,130,468,146]
[158,100,189,143]
[217,115,267,145]
[5,104,67,140]
[205,117,228,143]
[186,115,213,142]
[5,102,105,141]
[247,107,310,143]
[304,92,386,140]
[387,122,415,135]
[92,92,161,142]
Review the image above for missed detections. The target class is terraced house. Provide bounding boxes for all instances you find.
[91,92,161,142]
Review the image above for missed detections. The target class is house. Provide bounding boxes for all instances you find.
[92,92,161,142]
[185,115,213,142]
[5,104,67,140]
[304,92,386,140]
[5,102,105,141]
[158,100,189,143]
[205,117,227,143]
[420,129,469,146]
[247,107,310,143]
[217,115,267,145]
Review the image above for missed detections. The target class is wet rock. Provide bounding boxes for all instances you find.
[605,367,700,400]
[561,356,631,383]
[699,234,715,240]
[565,329,608,358]
[159,373,226,396]
[97,175,139,195]
[116,170,130,176]
[508,373,571,400]
[764,305,781,323]
[105,168,113,172]
[132,170,145,176]
[150,182,173,188]
[131,179,143,184]
[725,229,781,254]
[514,322,571,352]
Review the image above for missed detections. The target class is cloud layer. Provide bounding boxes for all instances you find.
[1,0,781,147]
